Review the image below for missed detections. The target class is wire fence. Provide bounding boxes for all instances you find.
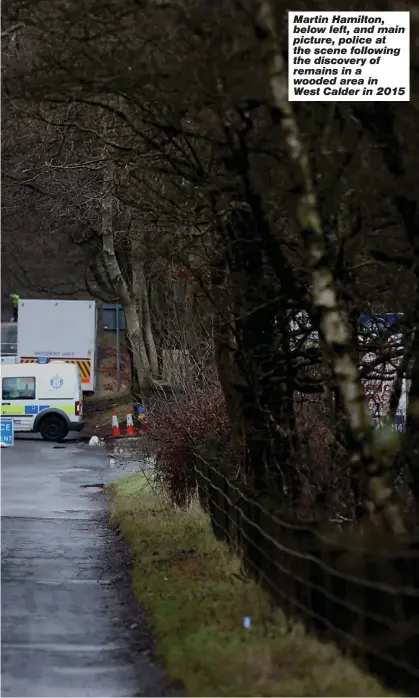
[194,455,419,692]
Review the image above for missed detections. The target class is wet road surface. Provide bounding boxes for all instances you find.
[1,438,166,697]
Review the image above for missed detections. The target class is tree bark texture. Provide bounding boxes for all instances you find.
[254,0,405,533]
[101,161,157,399]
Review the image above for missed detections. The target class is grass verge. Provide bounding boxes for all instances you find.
[84,394,132,437]
[106,472,396,697]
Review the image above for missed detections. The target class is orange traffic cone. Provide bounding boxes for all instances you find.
[111,410,121,438]
[126,409,136,436]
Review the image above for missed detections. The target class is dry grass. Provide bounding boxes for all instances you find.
[97,356,130,392]
[84,394,132,437]
[105,473,398,697]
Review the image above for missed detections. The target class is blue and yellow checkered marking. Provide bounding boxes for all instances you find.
[21,357,91,384]
[1,404,75,417]
[1,404,49,416]
[1,405,25,415]
[24,405,50,415]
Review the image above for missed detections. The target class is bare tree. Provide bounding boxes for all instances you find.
[3,0,419,523]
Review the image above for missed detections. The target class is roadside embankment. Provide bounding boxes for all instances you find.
[106,472,395,698]
[84,391,132,438]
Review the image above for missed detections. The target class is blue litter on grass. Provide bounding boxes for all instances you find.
[242,616,251,628]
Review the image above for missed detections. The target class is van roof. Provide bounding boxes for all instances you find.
[1,362,79,377]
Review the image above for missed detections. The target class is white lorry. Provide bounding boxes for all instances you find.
[17,299,97,395]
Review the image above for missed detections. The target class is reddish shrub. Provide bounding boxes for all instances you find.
[145,387,229,507]
[293,392,353,517]
[143,382,353,516]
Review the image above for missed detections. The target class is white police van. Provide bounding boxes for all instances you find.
[1,360,85,441]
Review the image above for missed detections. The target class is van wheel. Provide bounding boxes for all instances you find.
[39,416,69,442]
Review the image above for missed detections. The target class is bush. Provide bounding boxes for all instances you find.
[145,387,229,507]
[144,384,353,515]
[294,392,353,518]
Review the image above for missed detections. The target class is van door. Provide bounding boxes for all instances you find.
[1,375,37,432]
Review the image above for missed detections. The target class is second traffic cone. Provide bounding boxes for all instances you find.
[126,409,136,436]
[111,410,121,438]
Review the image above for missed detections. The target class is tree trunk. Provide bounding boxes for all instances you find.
[401,301,419,508]
[143,281,159,376]
[124,300,152,400]
[212,204,299,500]
[101,163,154,399]
[212,261,247,471]
[254,0,405,533]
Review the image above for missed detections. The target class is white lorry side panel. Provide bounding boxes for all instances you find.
[17,300,97,392]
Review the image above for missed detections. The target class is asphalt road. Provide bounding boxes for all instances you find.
[1,438,166,698]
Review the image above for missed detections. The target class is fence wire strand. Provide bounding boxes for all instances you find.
[193,456,419,682]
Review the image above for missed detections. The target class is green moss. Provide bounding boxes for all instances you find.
[106,473,397,697]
